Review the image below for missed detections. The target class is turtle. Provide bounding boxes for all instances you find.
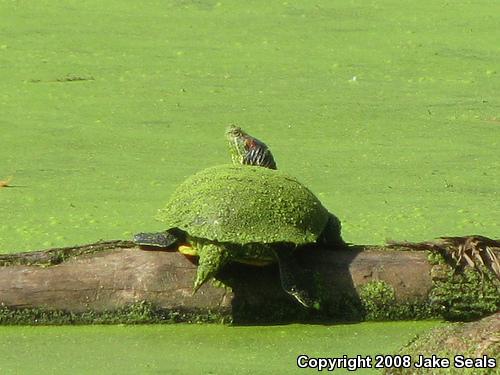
[225,124,277,169]
[134,127,344,308]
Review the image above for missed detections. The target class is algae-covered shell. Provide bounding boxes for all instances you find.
[157,165,330,245]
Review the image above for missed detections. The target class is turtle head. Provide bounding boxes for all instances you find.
[225,125,277,169]
[133,230,182,248]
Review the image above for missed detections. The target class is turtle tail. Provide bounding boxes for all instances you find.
[317,214,347,250]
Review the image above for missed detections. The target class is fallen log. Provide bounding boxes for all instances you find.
[0,236,498,324]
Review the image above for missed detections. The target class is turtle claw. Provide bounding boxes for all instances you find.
[273,246,320,309]
[192,278,205,295]
[286,286,320,310]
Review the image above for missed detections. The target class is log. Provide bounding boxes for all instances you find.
[384,312,499,374]
[0,237,498,324]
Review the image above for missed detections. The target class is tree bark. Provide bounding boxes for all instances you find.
[0,237,498,323]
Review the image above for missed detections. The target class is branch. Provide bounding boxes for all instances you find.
[0,236,498,324]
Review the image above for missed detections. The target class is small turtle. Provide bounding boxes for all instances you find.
[134,127,344,308]
[226,125,277,169]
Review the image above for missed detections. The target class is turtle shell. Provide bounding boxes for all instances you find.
[157,165,330,245]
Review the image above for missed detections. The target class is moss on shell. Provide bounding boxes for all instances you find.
[157,165,337,245]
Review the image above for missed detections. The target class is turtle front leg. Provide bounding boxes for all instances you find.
[193,242,231,293]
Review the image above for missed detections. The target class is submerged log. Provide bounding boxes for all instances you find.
[0,236,498,324]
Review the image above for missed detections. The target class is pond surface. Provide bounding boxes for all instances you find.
[1,0,498,253]
[0,0,497,373]
[0,321,441,374]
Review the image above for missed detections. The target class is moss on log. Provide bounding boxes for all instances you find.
[384,312,499,375]
[0,236,498,324]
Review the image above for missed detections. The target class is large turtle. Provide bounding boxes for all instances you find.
[134,126,344,308]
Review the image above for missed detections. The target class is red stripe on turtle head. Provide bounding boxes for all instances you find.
[244,138,257,150]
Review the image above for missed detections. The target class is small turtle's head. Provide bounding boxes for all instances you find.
[226,125,248,165]
[225,125,277,169]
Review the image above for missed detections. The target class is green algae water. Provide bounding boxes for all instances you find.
[0,321,440,374]
[0,0,498,373]
[1,0,498,253]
